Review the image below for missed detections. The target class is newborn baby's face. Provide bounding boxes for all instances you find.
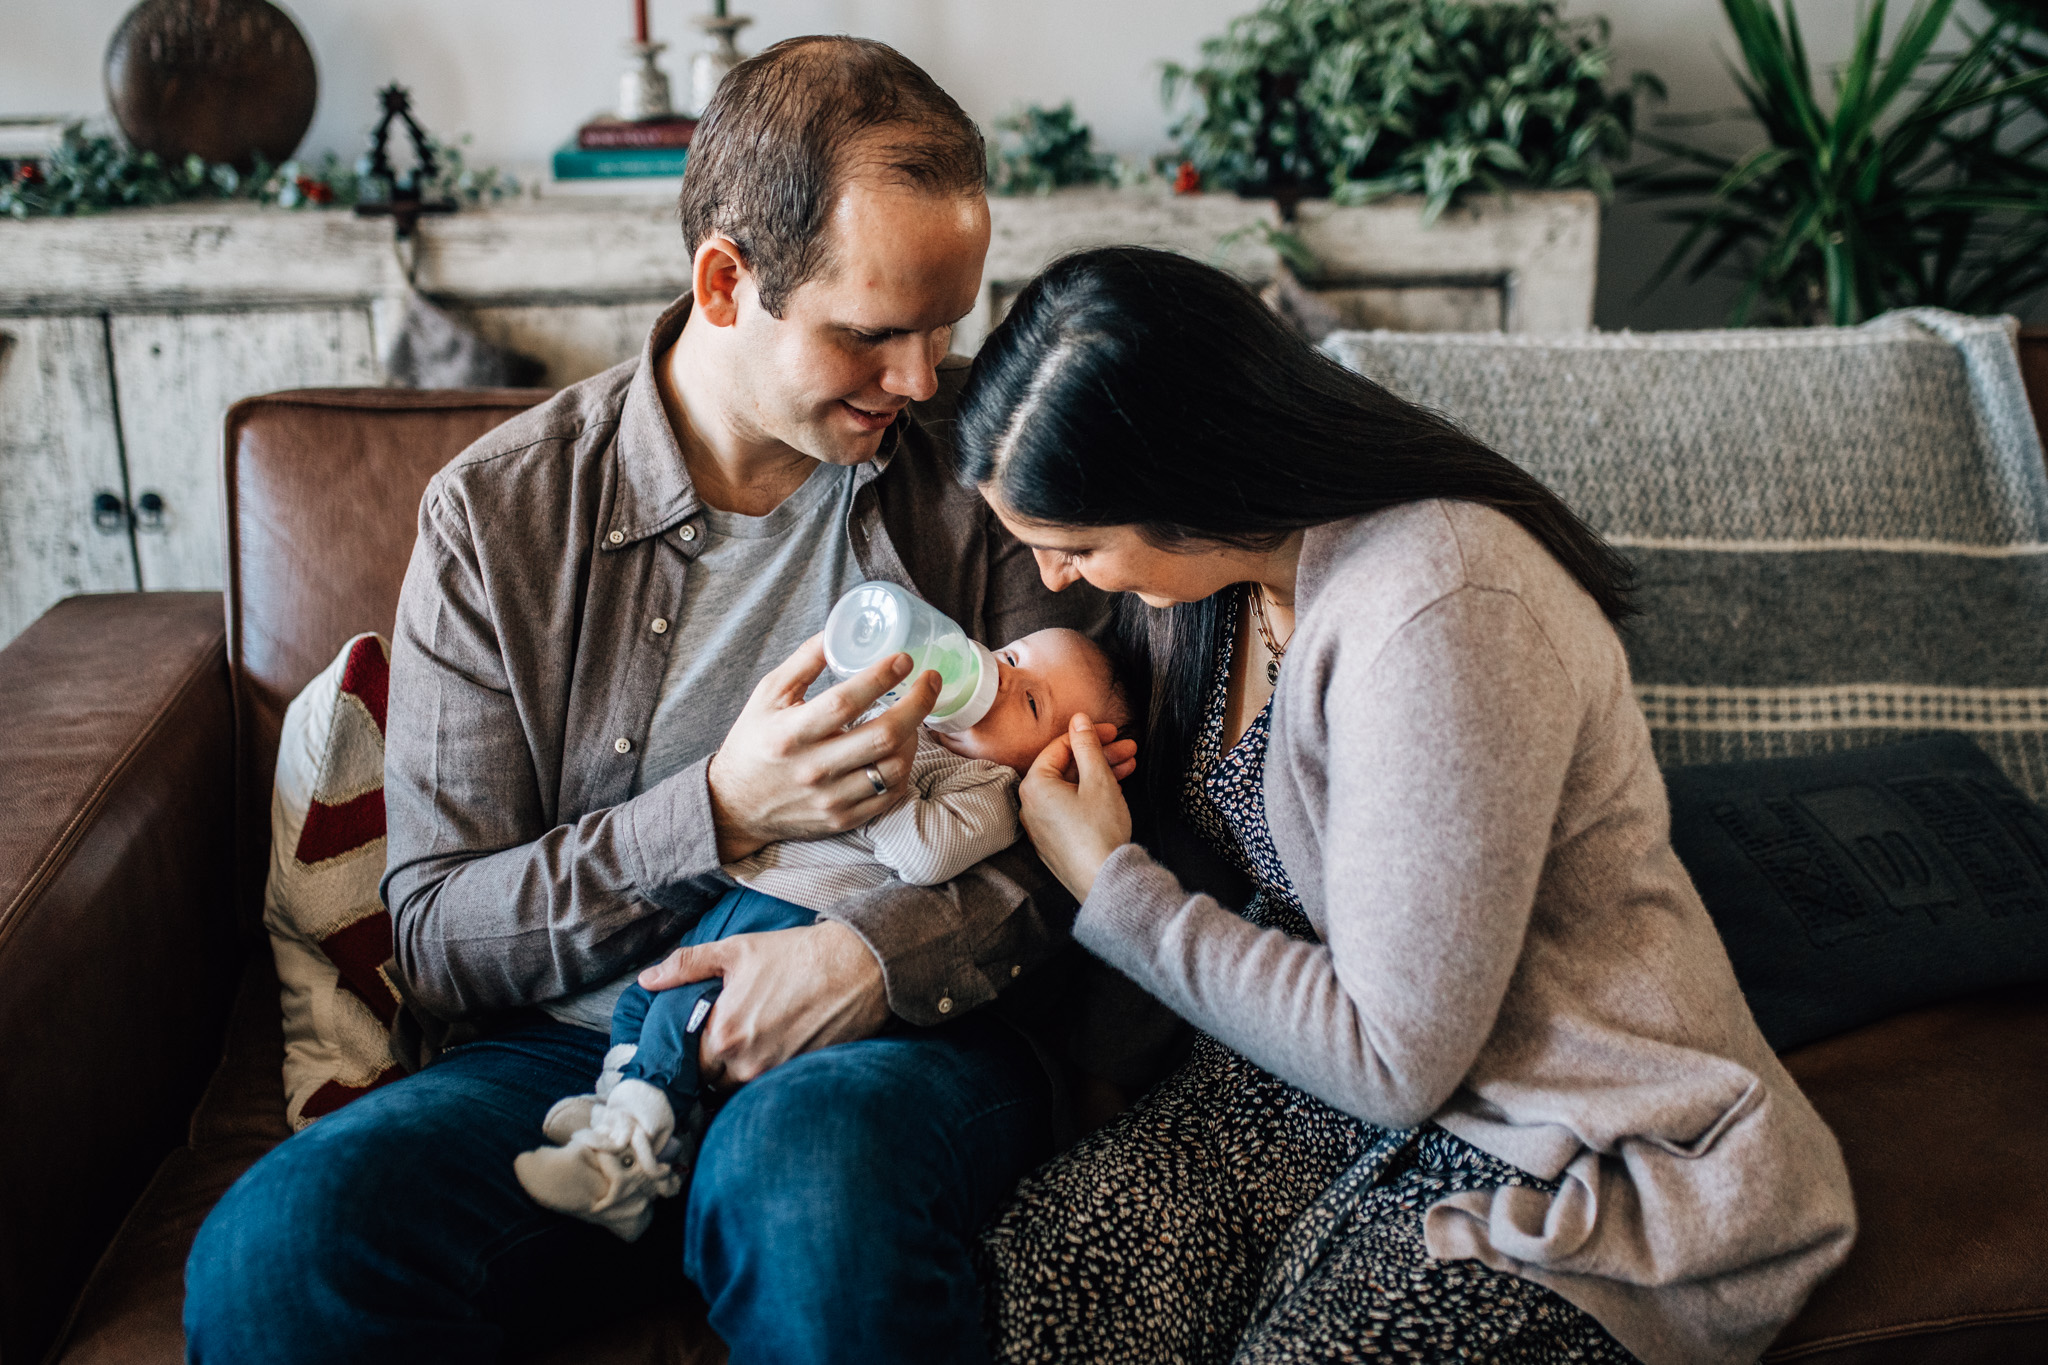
[931,627,1119,772]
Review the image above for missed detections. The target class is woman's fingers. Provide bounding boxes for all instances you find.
[1066,713,1115,789]
[1025,730,1078,788]
[1087,722,1141,782]
[1018,714,1134,903]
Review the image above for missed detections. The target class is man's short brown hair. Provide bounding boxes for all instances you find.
[677,36,986,317]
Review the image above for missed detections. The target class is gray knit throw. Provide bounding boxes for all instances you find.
[1325,310,2048,802]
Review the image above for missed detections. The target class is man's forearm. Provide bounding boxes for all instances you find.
[383,755,727,1018]
[819,839,1077,1025]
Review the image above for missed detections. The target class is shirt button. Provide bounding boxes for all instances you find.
[1010,964,1022,979]
[651,618,668,634]
[607,530,624,545]
[614,737,632,754]
[679,525,697,542]
[937,996,953,1014]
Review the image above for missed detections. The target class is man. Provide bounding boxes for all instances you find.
[185,37,1136,1363]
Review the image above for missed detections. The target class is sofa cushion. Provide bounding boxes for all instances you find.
[1664,734,2048,1050]
[1325,312,2048,806]
[1768,986,2048,1362]
[266,632,403,1128]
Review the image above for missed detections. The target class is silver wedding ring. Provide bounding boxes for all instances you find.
[864,765,888,796]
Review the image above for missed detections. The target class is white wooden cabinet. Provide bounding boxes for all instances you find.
[0,189,1596,647]
[0,314,137,636]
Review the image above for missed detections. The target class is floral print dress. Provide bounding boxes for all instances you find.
[979,589,1636,1365]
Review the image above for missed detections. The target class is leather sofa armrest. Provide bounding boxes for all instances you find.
[0,592,241,1365]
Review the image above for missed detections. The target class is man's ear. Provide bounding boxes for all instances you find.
[692,235,749,326]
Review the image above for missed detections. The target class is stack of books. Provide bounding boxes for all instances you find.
[552,116,695,181]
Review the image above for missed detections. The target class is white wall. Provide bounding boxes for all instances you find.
[4,0,2031,329]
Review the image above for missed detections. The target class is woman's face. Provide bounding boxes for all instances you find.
[986,492,1256,608]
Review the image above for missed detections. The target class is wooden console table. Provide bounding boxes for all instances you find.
[0,189,1597,646]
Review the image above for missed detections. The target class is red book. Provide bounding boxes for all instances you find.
[579,118,697,150]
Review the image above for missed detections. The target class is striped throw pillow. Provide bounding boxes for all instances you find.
[265,633,404,1129]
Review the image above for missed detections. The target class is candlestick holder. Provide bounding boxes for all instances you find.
[619,40,675,121]
[687,5,752,117]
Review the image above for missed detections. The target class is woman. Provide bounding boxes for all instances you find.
[956,248,1856,1365]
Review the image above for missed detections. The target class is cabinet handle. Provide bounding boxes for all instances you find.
[93,491,128,534]
[135,491,166,532]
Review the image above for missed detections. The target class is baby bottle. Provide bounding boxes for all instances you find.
[822,580,999,734]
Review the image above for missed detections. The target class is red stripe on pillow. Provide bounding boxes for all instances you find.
[322,910,401,1026]
[294,788,386,866]
[300,1066,402,1121]
[340,635,390,733]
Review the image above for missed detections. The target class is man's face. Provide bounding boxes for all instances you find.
[728,178,990,466]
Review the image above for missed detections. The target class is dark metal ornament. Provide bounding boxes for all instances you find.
[354,86,455,240]
[104,0,318,171]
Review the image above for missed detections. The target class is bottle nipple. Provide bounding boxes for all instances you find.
[923,642,1001,734]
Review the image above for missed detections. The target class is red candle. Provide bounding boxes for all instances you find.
[634,0,649,44]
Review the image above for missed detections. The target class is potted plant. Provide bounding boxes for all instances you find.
[1162,0,1659,222]
[987,103,1120,196]
[1630,0,2048,325]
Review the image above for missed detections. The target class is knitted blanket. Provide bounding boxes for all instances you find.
[1324,311,2048,801]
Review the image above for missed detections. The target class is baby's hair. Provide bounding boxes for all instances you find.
[1079,632,1141,752]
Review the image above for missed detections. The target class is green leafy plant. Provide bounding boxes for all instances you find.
[2,124,516,220]
[1163,0,1659,222]
[1631,0,2048,325]
[987,103,1118,196]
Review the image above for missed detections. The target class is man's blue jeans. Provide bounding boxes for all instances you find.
[184,1005,1052,1364]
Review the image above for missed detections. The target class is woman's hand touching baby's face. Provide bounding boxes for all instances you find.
[1020,714,1135,902]
[931,628,1136,778]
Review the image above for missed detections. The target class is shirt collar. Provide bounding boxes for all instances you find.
[603,292,910,551]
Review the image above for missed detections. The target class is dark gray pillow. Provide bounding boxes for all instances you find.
[1662,734,2048,1053]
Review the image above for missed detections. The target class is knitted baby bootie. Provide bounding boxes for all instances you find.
[514,1079,687,1242]
[539,1094,599,1146]
[595,1042,638,1101]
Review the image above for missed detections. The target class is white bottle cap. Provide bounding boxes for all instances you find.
[925,641,1001,734]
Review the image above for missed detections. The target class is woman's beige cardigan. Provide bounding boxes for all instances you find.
[1078,501,1857,1365]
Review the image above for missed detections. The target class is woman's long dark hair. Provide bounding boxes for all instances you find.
[953,246,1634,819]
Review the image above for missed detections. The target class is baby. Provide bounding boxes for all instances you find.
[514,626,1130,1240]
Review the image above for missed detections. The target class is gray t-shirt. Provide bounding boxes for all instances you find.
[543,460,863,1031]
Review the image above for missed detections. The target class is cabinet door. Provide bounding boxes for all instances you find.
[111,308,379,591]
[0,314,138,648]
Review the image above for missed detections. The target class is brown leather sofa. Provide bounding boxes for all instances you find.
[5,345,2048,1365]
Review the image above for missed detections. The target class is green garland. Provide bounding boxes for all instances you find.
[2,123,517,220]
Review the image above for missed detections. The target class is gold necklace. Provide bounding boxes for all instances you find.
[1248,584,1292,685]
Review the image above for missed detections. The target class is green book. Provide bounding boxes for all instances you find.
[551,143,689,179]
